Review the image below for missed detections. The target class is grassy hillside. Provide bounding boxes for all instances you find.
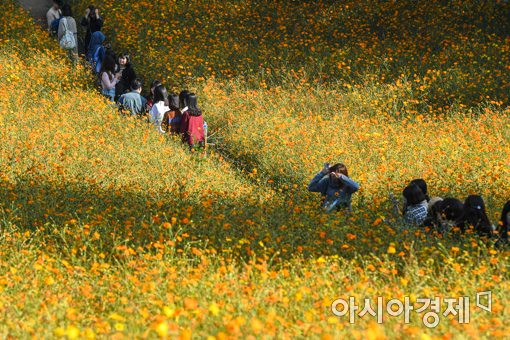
[0,0,509,338]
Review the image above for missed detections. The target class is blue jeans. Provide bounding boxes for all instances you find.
[102,88,115,102]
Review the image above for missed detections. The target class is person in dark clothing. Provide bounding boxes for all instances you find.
[432,197,466,234]
[161,93,182,134]
[81,5,103,54]
[115,53,137,101]
[496,201,510,247]
[463,195,494,237]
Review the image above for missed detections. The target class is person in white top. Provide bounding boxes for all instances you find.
[46,1,62,34]
[150,85,170,133]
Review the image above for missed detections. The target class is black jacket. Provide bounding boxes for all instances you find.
[81,16,103,52]
[115,63,137,99]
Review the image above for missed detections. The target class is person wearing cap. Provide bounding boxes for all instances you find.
[463,195,494,237]
[308,162,360,212]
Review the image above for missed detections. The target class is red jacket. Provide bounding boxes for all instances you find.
[180,109,205,146]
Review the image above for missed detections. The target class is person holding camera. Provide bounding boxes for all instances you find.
[308,162,360,212]
[81,5,103,54]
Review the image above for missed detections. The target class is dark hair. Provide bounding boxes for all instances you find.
[168,93,179,110]
[463,195,492,236]
[187,93,202,116]
[88,5,97,18]
[435,197,465,233]
[500,201,510,241]
[151,80,161,89]
[188,93,198,110]
[100,54,116,81]
[179,90,190,109]
[61,3,72,17]
[153,85,169,106]
[131,79,142,91]
[403,184,426,206]
[328,163,348,177]
[410,179,429,201]
[428,199,443,221]
[119,53,131,64]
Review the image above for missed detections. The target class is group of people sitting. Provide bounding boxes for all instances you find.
[400,179,509,243]
[47,2,206,149]
[308,163,509,244]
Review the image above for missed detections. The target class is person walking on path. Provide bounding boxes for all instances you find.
[81,5,103,54]
[46,0,62,35]
[57,4,78,61]
[180,93,205,149]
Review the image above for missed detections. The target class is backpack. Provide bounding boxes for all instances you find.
[91,45,105,74]
[50,18,61,35]
[59,18,76,50]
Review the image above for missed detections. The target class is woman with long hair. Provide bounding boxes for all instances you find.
[115,53,137,100]
[161,93,182,134]
[180,93,205,148]
[99,55,120,101]
[146,80,162,110]
[150,85,170,133]
[81,5,103,54]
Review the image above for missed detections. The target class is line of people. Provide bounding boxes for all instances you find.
[47,1,103,62]
[98,46,206,149]
[48,2,206,149]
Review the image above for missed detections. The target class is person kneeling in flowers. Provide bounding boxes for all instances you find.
[308,163,360,212]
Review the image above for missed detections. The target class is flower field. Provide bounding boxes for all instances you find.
[72,0,510,109]
[0,0,509,338]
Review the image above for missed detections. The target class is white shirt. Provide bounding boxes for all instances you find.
[46,7,61,30]
[150,101,170,133]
